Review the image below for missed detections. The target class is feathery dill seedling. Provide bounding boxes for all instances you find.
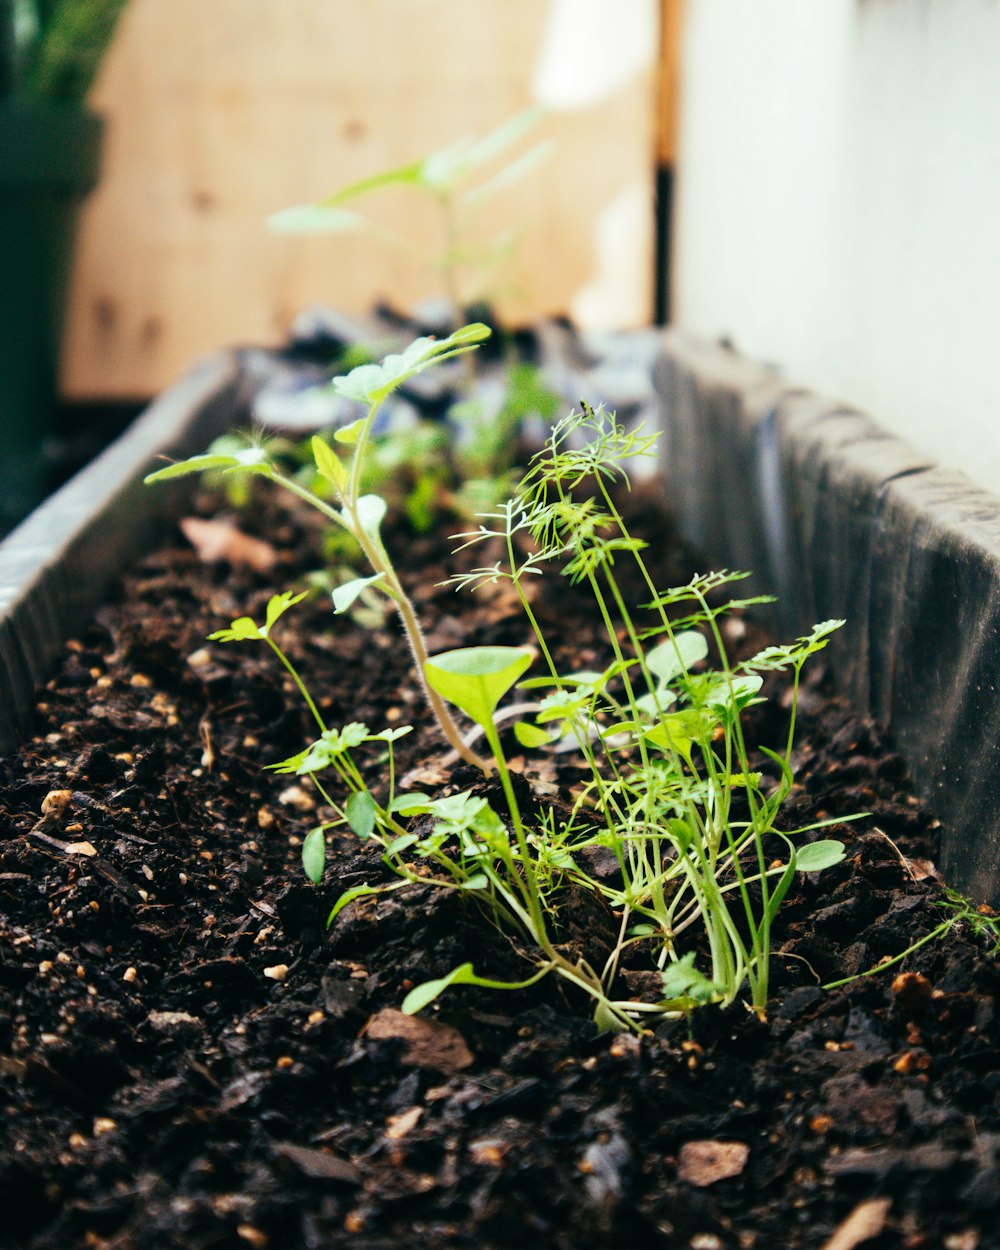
[444,404,850,1019]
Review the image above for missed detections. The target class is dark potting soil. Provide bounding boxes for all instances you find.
[1,483,999,1250]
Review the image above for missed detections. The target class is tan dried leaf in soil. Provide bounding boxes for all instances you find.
[400,763,450,790]
[385,1106,424,1140]
[272,1141,361,1184]
[363,1007,474,1073]
[64,841,98,857]
[820,1197,892,1250]
[677,1139,749,1187]
[180,516,278,573]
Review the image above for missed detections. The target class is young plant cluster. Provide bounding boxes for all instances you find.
[262,112,561,533]
[148,325,849,1032]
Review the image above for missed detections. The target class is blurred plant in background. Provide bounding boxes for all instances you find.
[3,0,128,101]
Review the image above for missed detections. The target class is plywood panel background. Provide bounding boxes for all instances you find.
[64,0,657,399]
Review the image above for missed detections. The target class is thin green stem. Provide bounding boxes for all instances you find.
[265,638,326,733]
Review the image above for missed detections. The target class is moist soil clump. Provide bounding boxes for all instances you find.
[1,485,999,1250]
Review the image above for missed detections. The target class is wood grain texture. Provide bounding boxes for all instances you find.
[658,0,684,165]
[63,0,657,399]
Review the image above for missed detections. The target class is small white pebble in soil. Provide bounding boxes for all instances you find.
[141,864,154,881]
[92,1118,116,1136]
[263,964,289,982]
[186,648,212,670]
[122,967,137,983]
[129,673,153,688]
[690,1236,723,1250]
[944,1233,979,1250]
[278,785,314,813]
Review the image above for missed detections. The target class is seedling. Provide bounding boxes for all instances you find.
[824,885,1000,990]
[148,329,855,1031]
[269,109,551,314]
[268,113,561,530]
[148,323,496,773]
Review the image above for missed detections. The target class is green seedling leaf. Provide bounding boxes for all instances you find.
[333,573,386,614]
[369,726,413,743]
[208,592,306,644]
[667,818,694,852]
[519,669,604,691]
[302,827,326,884]
[401,960,550,1015]
[385,832,418,857]
[794,839,846,873]
[267,748,309,775]
[745,619,846,672]
[388,792,431,814]
[703,673,764,713]
[641,710,713,766]
[333,418,366,445]
[144,447,271,484]
[208,616,263,644]
[311,435,349,489]
[346,791,376,840]
[353,494,388,542]
[459,873,489,891]
[634,690,677,719]
[327,880,408,927]
[318,157,426,206]
[593,1000,629,1033]
[661,952,720,1005]
[265,591,309,634]
[646,630,709,686]
[461,139,553,209]
[331,324,491,406]
[267,204,365,233]
[416,113,544,198]
[296,723,371,774]
[424,645,534,732]
[401,963,478,1015]
[514,721,555,749]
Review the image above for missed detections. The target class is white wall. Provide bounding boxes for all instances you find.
[672,0,1000,496]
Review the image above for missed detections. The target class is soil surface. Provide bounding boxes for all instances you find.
[2,482,999,1250]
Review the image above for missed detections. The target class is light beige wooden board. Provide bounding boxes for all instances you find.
[63,0,658,399]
